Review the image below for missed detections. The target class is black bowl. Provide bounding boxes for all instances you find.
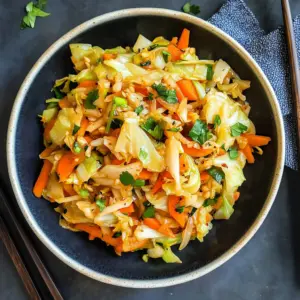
[7,9,284,287]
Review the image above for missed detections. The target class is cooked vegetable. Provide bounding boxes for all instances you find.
[34,29,270,263]
[182,2,200,15]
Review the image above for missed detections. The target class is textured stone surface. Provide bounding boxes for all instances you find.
[0,0,300,299]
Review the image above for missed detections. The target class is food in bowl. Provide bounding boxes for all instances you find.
[33,28,271,263]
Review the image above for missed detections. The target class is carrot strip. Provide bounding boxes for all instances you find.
[158,224,175,238]
[200,171,210,181]
[167,44,182,61]
[242,144,255,164]
[168,195,187,228]
[218,148,227,156]
[102,234,122,247]
[172,113,181,121]
[177,79,198,101]
[233,191,240,202]
[170,37,178,45]
[58,97,72,109]
[103,53,117,60]
[84,135,93,144]
[122,238,149,252]
[120,203,135,214]
[151,171,173,194]
[77,80,97,88]
[56,151,85,182]
[33,160,53,198]
[134,85,148,96]
[138,169,153,180]
[111,158,125,165]
[74,224,103,239]
[177,28,190,49]
[143,218,161,230]
[39,147,54,159]
[77,117,89,137]
[63,183,77,196]
[43,118,56,142]
[241,134,271,147]
[111,128,121,137]
[175,85,185,102]
[182,144,214,157]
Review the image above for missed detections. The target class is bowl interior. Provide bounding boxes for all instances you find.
[13,14,278,281]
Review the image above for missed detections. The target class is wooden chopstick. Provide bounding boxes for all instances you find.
[0,215,41,300]
[281,0,300,170]
[0,187,64,300]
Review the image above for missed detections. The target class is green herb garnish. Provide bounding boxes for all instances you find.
[21,0,50,29]
[182,2,201,15]
[139,147,149,164]
[84,89,99,109]
[140,60,151,67]
[162,51,171,63]
[189,119,212,145]
[135,105,144,115]
[203,196,218,207]
[175,205,185,213]
[206,65,214,80]
[189,207,197,216]
[230,123,248,137]
[141,117,164,141]
[148,93,154,100]
[53,87,65,99]
[119,171,145,187]
[207,167,225,184]
[105,96,127,133]
[73,142,81,154]
[148,44,164,51]
[152,83,178,104]
[167,127,181,132]
[79,189,89,198]
[143,205,155,218]
[228,146,239,160]
[113,231,122,238]
[214,115,221,128]
[96,199,106,212]
[72,125,80,135]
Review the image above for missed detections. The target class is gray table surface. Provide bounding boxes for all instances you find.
[1,0,300,299]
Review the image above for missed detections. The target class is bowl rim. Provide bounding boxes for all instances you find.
[7,8,285,288]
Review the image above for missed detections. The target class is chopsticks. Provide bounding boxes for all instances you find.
[0,215,41,300]
[0,187,64,300]
[281,0,300,170]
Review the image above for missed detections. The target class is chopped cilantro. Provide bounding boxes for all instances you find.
[167,127,181,132]
[143,205,155,218]
[189,119,212,145]
[84,89,99,109]
[230,123,248,137]
[207,167,225,184]
[175,205,185,213]
[141,117,164,141]
[72,125,80,135]
[162,51,171,63]
[214,115,221,128]
[96,199,106,212]
[135,105,144,115]
[182,2,201,15]
[113,231,122,238]
[152,83,178,104]
[228,146,239,160]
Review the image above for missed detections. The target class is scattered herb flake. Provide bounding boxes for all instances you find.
[175,205,185,213]
[135,105,144,115]
[73,142,81,153]
[148,93,154,100]
[228,146,239,160]
[139,147,149,163]
[189,207,197,216]
[120,171,135,186]
[53,87,65,99]
[189,119,212,145]
[214,115,221,128]
[141,117,164,141]
[203,196,218,207]
[230,122,248,137]
[84,89,99,109]
[113,231,122,238]
[207,167,225,184]
[167,127,181,132]
[148,44,164,51]
[110,118,123,129]
[143,205,155,218]
[182,2,201,15]
[79,189,89,198]
[152,83,178,104]
[206,65,214,80]
[162,50,171,63]
[72,125,80,135]
[96,199,106,212]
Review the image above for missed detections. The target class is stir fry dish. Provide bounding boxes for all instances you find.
[33,29,271,263]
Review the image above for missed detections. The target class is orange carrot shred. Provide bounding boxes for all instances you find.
[77,80,97,88]
[103,53,117,60]
[182,144,214,157]
[177,28,190,49]
[177,79,198,101]
[167,44,182,61]
[168,195,187,228]
[138,169,153,180]
[241,134,271,147]
[77,117,89,137]
[33,160,53,198]
[242,144,255,164]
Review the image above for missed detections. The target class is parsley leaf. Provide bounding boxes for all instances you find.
[148,93,154,100]
[214,115,221,128]
[143,206,155,218]
[206,65,214,80]
[175,205,185,213]
[135,105,144,115]
[207,167,225,184]
[119,171,145,187]
[203,196,219,207]
[230,122,248,137]
[140,60,151,67]
[79,189,89,198]
[189,119,212,145]
[113,232,122,238]
[84,89,99,109]
[228,146,239,160]
[152,83,178,104]
[141,117,164,141]
[21,0,50,29]
[162,51,171,63]
[120,171,135,186]
[96,199,106,212]
[53,87,65,99]
[72,125,80,135]
[167,127,181,132]
[182,2,201,15]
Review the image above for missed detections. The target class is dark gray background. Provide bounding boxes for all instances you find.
[1,0,300,299]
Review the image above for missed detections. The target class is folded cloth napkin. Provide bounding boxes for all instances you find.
[208,0,300,170]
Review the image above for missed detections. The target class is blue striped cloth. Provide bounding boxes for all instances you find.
[209,0,300,170]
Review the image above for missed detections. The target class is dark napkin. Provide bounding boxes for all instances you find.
[208,0,300,170]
